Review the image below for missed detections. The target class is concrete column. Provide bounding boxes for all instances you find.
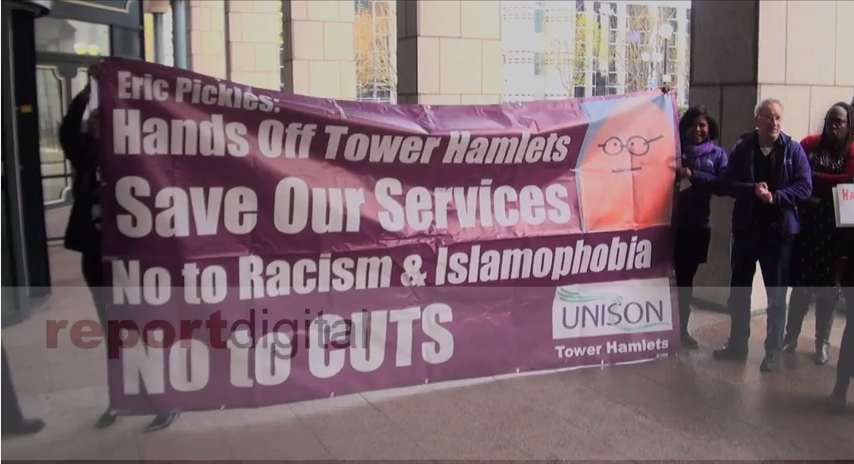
[689,0,854,313]
[281,0,356,99]
[187,0,226,78]
[226,0,282,91]
[756,0,854,139]
[144,0,170,64]
[396,0,503,105]
[171,0,188,68]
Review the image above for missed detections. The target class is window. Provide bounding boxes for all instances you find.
[354,0,397,102]
[685,7,692,90]
[573,8,586,88]
[607,27,618,73]
[112,27,142,59]
[534,9,544,33]
[36,67,71,207]
[534,52,543,75]
[35,17,110,56]
[592,70,606,96]
[357,83,394,103]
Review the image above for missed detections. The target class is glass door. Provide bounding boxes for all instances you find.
[35,59,99,245]
[35,16,108,245]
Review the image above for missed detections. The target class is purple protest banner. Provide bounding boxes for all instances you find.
[92,58,681,415]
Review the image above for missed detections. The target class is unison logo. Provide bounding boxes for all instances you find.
[551,278,673,339]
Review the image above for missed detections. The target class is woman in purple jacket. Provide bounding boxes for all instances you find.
[674,105,728,348]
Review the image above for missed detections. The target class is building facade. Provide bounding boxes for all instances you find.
[151,1,690,105]
[501,0,689,106]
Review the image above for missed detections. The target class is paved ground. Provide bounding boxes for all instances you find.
[2,246,852,461]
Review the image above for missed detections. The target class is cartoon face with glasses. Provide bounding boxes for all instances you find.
[598,135,664,169]
[577,96,676,232]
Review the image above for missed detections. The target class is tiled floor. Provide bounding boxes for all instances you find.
[2,247,852,460]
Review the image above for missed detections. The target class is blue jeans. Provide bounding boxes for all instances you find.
[727,233,793,356]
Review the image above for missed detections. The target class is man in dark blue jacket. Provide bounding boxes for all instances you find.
[714,98,812,372]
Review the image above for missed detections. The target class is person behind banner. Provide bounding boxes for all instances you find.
[674,105,728,348]
[60,63,179,433]
[714,98,812,373]
[830,227,854,411]
[783,102,854,366]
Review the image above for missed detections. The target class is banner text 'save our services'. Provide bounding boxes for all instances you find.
[96,58,680,414]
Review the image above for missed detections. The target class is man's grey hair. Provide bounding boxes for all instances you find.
[754,98,783,117]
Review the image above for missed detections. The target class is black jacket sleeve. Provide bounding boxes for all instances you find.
[59,90,90,171]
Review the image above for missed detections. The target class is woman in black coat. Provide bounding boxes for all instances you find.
[60,65,179,432]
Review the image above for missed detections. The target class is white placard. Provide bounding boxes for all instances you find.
[833,184,854,227]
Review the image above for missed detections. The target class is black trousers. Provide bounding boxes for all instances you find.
[81,249,111,408]
[727,233,793,356]
[837,287,854,389]
[785,286,838,345]
[674,227,712,332]
[81,249,106,328]
[2,344,24,427]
